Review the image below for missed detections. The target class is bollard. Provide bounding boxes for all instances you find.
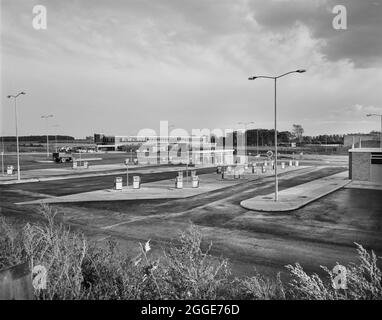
[289,160,293,167]
[115,177,123,190]
[6,165,14,175]
[262,165,266,173]
[281,162,285,169]
[264,160,268,166]
[176,175,183,189]
[295,160,299,167]
[192,176,199,188]
[133,176,141,189]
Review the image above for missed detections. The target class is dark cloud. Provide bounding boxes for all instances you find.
[249,0,382,68]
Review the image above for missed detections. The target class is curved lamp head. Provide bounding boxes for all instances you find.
[248,77,257,80]
[296,69,306,73]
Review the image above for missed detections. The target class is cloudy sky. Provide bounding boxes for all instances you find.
[1,0,382,138]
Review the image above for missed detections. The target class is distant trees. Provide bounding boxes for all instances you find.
[232,128,344,147]
[191,127,345,148]
[0,135,75,142]
[307,134,344,144]
[292,124,304,143]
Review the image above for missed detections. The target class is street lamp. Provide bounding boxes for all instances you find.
[41,114,53,158]
[7,92,26,181]
[248,69,306,201]
[366,113,382,148]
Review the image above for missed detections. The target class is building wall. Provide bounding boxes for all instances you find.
[351,152,371,181]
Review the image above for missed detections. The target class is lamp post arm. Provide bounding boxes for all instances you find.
[276,71,298,79]
[249,76,275,80]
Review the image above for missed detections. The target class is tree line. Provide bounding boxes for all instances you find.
[0,135,75,143]
[215,125,344,147]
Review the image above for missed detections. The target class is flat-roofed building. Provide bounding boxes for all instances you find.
[349,148,382,183]
[94,133,234,165]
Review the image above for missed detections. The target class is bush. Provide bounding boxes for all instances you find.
[285,243,382,300]
[0,205,381,300]
[159,224,231,299]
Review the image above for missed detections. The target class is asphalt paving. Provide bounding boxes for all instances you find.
[2,163,381,281]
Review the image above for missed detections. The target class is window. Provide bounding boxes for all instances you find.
[371,152,382,165]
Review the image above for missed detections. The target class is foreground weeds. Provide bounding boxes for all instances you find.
[0,205,381,300]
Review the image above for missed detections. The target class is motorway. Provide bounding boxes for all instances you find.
[1,161,381,280]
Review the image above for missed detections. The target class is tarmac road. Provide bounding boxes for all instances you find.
[4,163,379,282]
[1,166,216,196]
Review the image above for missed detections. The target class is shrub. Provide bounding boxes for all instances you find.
[159,224,231,299]
[285,243,382,300]
[1,205,381,300]
[233,272,285,300]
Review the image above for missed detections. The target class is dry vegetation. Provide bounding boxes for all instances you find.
[0,205,381,300]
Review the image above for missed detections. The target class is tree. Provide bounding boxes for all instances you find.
[292,124,304,143]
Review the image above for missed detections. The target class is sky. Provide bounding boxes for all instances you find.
[1,0,382,138]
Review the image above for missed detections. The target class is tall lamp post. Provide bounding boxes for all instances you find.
[41,114,53,158]
[366,113,382,148]
[7,92,26,181]
[248,69,306,201]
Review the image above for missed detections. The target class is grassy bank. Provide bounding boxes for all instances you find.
[1,205,381,300]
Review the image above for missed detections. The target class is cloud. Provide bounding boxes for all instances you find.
[1,0,382,137]
[248,0,382,68]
